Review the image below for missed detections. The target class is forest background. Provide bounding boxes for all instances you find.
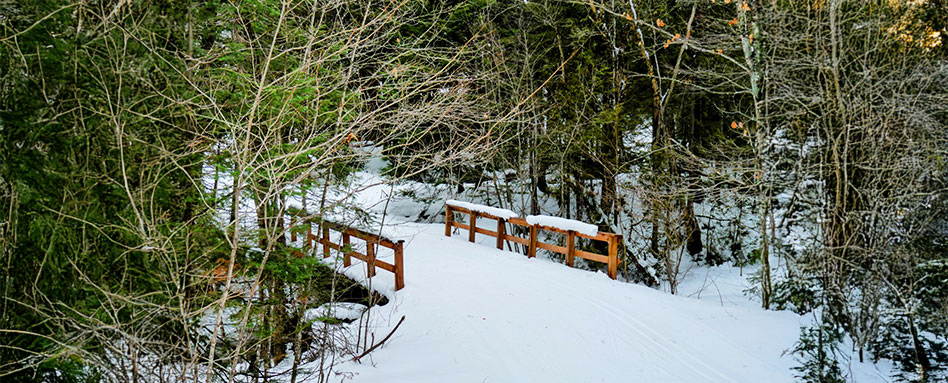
[1,0,947,382]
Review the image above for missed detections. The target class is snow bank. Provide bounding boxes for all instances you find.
[526,215,599,236]
[304,302,368,323]
[446,199,518,219]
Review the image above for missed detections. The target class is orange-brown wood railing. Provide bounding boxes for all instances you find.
[444,202,622,279]
[292,218,405,291]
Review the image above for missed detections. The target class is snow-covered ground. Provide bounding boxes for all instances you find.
[322,220,893,382]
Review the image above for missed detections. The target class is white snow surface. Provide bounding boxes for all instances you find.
[304,303,368,323]
[317,222,895,383]
[526,214,600,236]
[446,199,519,219]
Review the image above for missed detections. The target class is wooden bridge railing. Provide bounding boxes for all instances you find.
[445,202,622,279]
[291,216,405,291]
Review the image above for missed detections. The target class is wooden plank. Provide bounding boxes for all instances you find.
[528,225,537,258]
[290,217,297,242]
[536,241,567,255]
[566,231,575,267]
[496,219,506,250]
[507,217,530,227]
[367,242,376,277]
[320,220,399,247]
[575,249,609,263]
[455,220,514,241]
[607,235,618,280]
[534,224,568,236]
[473,211,505,221]
[373,259,396,273]
[322,226,330,258]
[504,234,529,246]
[474,226,498,238]
[345,253,395,274]
[348,250,368,262]
[575,230,613,242]
[345,251,392,271]
[343,228,399,249]
[446,204,471,215]
[343,233,351,267]
[345,252,393,273]
[445,205,453,237]
[394,241,405,290]
[317,238,340,251]
[469,211,477,242]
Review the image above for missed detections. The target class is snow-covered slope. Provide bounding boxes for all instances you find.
[322,222,811,382]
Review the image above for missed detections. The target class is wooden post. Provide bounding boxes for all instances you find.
[322,226,330,258]
[342,233,351,267]
[469,211,477,243]
[445,205,453,237]
[496,218,506,250]
[366,241,376,278]
[566,231,575,267]
[394,240,405,290]
[607,234,618,280]
[528,224,538,258]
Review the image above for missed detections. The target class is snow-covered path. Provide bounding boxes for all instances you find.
[328,222,804,383]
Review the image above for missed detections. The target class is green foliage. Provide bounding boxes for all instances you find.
[871,313,948,380]
[4,358,101,383]
[787,323,848,383]
[867,259,948,380]
[771,278,821,315]
[1,0,227,379]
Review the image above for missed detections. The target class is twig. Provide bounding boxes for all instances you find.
[351,315,405,362]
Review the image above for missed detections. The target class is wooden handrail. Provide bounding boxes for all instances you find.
[291,215,405,291]
[444,202,622,280]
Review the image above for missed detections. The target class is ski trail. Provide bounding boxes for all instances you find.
[332,224,800,382]
[543,275,738,383]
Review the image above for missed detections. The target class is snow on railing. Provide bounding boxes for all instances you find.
[445,199,518,220]
[444,201,622,279]
[525,215,598,237]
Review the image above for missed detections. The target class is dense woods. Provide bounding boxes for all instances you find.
[1,1,946,382]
